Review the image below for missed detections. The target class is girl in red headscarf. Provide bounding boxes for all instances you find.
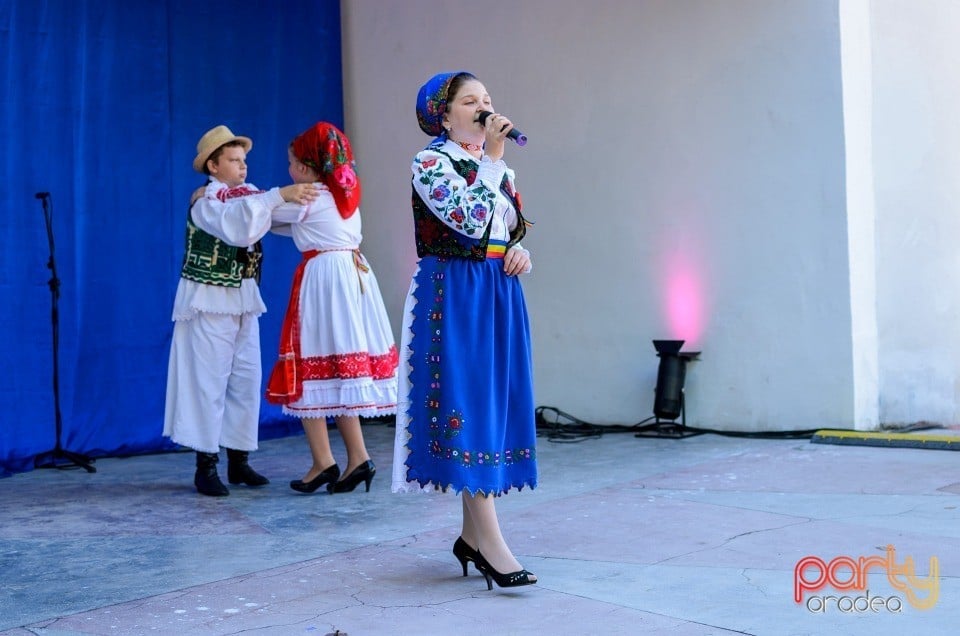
[267,122,398,495]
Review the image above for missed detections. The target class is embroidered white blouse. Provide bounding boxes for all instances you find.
[270,185,361,252]
[411,140,530,270]
[412,140,519,243]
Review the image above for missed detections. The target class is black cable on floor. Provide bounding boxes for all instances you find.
[535,405,656,443]
[535,404,824,443]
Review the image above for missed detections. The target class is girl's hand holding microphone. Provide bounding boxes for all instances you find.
[478,111,514,162]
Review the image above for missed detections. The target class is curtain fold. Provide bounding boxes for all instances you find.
[1,0,343,476]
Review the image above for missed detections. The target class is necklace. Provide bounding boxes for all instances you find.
[452,139,483,153]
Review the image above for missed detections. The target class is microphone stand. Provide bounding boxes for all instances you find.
[33,193,96,473]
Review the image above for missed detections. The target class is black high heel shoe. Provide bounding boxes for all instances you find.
[474,551,536,591]
[327,460,376,493]
[452,536,479,576]
[289,464,340,493]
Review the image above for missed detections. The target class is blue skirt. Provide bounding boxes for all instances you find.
[398,250,537,496]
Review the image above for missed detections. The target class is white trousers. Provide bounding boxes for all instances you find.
[163,311,261,453]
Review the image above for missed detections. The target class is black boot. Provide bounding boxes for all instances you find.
[226,449,270,487]
[194,452,229,497]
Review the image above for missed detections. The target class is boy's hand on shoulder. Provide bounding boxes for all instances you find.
[280,183,322,205]
[189,186,206,206]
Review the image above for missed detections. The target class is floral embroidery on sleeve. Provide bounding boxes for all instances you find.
[413,151,497,237]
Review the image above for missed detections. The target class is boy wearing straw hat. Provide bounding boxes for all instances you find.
[163,124,319,497]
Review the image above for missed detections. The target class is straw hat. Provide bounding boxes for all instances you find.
[193,125,253,173]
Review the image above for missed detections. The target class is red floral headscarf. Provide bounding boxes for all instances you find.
[291,122,361,219]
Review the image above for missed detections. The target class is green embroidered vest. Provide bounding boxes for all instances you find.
[412,150,527,260]
[180,209,263,287]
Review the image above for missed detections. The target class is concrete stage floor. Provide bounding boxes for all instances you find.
[0,422,957,635]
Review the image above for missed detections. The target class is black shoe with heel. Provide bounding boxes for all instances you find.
[453,536,479,576]
[327,460,376,493]
[290,464,340,493]
[474,551,536,591]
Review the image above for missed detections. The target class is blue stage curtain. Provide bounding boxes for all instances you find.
[0,0,343,476]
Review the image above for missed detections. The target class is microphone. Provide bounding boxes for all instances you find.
[476,111,527,146]
[35,192,50,199]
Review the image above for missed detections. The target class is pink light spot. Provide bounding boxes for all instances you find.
[665,263,704,347]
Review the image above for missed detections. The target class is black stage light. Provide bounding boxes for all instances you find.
[652,339,700,424]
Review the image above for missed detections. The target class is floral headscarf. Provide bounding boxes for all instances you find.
[416,71,474,138]
[291,122,361,219]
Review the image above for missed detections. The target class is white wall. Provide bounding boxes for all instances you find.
[342,0,854,430]
[870,0,960,425]
[840,0,880,429]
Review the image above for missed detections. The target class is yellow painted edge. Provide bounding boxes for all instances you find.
[813,430,960,443]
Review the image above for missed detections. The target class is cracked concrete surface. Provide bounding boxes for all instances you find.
[0,424,957,635]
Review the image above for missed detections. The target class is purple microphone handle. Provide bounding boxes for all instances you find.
[477,111,528,146]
